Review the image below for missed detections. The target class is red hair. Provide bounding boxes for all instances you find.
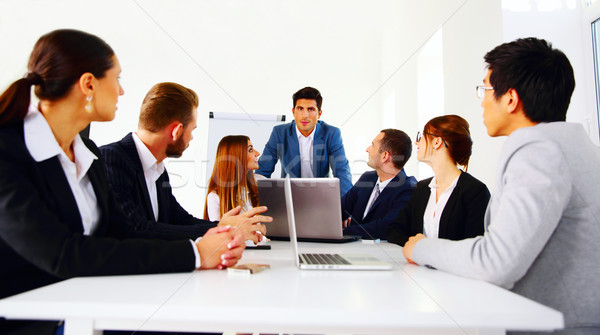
[204,135,258,219]
[423,115,472,171]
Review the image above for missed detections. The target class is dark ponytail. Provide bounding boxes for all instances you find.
[0,29,114,125]
[0,79,34,125]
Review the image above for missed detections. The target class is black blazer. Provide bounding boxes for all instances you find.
[99,133,216,240]
[341,170,417,239]
[387,172,490,246]
[0,122,195,302]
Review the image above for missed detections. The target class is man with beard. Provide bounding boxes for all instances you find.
[101,82,263,241]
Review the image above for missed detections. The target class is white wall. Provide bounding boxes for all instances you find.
[0,0,388,217]
[1,0,596,217]
[443,0,505,189]
[391,0,504,188]
[502,0,600,145]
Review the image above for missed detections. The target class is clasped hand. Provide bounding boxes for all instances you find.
[195,225,243,269]
[196,206,272,270]
[218,206,271,244]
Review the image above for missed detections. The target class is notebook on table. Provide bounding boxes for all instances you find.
[282,177,392,270]
[257,178,358,243]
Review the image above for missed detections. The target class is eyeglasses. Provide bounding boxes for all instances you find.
[416,131,448,147]
[476,85,494,100]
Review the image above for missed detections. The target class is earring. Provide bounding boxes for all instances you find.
[85,96,93,113]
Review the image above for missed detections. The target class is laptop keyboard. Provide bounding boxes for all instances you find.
[300,253,351,265]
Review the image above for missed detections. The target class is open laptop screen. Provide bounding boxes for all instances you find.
[257,178,349,241]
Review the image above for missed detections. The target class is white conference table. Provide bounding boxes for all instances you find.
[0,241,562,335]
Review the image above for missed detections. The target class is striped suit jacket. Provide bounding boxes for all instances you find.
[100,133,216,240]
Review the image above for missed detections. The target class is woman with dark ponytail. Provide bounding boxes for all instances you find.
[387,115,490,246]
[0,29,263,335]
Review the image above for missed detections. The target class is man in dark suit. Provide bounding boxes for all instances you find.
[255,87,352,196]
[341,129,417,239]
[101,82,246,241]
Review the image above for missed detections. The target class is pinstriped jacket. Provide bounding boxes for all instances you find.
[100,133,216,241]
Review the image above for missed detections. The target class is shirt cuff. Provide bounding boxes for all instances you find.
[190,239,201,269]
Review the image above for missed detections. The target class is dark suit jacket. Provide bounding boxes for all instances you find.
[255,120,352,196]
[100,133,216,241]
[0,122,195,303]
[387,172,490,246]
[341,170,417,239]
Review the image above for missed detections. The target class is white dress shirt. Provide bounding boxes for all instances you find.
[295,124,315,178]
[206,191,266,246]
[131,133,200,268]
[131,132,165,221]
[422,175,460,238]
[363,177,392,219]
[24,105,100,235]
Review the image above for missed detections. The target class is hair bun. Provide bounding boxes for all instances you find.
[25,72,43,85]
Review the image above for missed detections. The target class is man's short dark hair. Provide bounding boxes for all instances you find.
[292,87,323,110]
[138,82,198,132]
[379,129,412,170]
[484,37,575,122]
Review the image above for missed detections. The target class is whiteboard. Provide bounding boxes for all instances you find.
[205,112,286,185]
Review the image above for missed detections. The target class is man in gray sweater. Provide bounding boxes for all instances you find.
[402,38,600,334]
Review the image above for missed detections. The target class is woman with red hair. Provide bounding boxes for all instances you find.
[387,115,490,246]
[205,135,265,243]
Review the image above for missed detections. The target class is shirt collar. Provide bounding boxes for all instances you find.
[71,134,98,180]
[132,132,165,176]
[24,105,64,162]
[376,176,393,191]
[295,123,316,141]
[428,174,460,190]
[24,105,97,180]
[428,177,437,190]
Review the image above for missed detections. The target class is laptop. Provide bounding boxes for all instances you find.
[283,177,393,270]
[257,178,358,243]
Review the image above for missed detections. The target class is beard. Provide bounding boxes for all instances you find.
[166,136,187,158]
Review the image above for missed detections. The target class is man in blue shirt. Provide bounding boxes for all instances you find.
[255,87,352,196]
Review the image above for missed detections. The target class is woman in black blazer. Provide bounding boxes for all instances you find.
[387,115,490,246]
[0,29,267,334]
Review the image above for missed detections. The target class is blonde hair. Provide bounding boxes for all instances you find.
[138,82,198,132]
[204,135,258,219]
